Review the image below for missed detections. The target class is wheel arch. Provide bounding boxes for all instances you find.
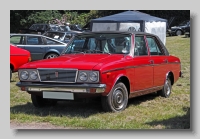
[166,71,174,85]
[107,75,130,97]
[10,63,14,71]
[43,50,60,59]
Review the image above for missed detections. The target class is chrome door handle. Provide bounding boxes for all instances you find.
[163,59,168,63]
[149,60,154,64]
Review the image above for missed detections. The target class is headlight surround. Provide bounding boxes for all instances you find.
[18,69,39,81]
[30,71,38,80]
[79,71,88,81]
[20,71,29,80]
[77,70,99,83]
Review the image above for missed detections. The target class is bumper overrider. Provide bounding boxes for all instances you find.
[16,82,106,93]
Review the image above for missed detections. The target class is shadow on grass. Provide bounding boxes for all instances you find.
[10,93,159,118]
[145,107,190,129]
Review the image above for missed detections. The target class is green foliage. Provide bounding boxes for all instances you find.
[26,10,62,25]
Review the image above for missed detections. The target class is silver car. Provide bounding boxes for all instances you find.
[10,34,68,61]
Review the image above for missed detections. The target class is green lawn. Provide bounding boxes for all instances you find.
[10,35,190,129]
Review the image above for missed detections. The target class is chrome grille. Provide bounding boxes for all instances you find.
[38,69,77,83]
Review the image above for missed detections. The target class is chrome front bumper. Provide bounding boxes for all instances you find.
[16,82,106,93]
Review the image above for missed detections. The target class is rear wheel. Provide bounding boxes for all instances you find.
[101,82,128,112]
[158,77,172,98]
[45,53,58,59]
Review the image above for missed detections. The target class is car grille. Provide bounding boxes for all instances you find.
[37,69,77,83]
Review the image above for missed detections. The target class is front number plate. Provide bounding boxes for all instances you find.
[43,91,74,100]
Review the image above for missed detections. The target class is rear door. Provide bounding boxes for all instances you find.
[146,36,168,87]
[25,36,46,61]
[133,35,153,91]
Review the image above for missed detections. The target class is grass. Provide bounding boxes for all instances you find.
[10,35,190,129]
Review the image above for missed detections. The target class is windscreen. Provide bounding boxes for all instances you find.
[62,34,131,55]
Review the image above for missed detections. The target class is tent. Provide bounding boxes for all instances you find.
[90,11,167,45]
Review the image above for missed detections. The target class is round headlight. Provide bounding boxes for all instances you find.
[79,72,88,81]
[20,71,29,80]
[30,71,38,80]
[89,72,98,82]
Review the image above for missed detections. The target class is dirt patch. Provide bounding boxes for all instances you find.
[10,121,77,129]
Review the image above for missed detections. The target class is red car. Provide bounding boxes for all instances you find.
[10,44,31,80]
[16,31,182,112]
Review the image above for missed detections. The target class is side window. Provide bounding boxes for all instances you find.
[146,37,163,55]
[46,38,63,45]
[10,36,25,45]
[134,36,148,56]
[27,36,44,45]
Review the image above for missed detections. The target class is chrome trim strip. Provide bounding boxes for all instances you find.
[102,62,180,74]
[28,87,88,93]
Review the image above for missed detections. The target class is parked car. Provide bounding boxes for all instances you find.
[10,33,67,61]
[169,20,190,36]
[16,31,182,112]
[43,30,81,43]
[10,44,31,80]
[19,23,63,34]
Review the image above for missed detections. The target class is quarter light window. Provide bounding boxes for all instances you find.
[10,36,25,45]
[146,37,163,55]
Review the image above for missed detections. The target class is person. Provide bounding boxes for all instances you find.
[65,23,71,31]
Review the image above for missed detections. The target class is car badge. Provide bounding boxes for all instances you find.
[55,71,58,78]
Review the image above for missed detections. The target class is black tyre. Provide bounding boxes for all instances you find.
[10,68,12,81]
[45,53,58,59]
[158,77,172,98]
[31,94,45,107]
[101,82,128,112]
[176,30,182,36]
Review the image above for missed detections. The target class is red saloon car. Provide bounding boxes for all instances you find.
[10,44,31,80]
[16,31,182,112]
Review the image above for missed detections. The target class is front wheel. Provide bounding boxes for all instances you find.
[176,30,182,36]
[101,82,128,112]
[45,53,58,59]
[158,77,172,98]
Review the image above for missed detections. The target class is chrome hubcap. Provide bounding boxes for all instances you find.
[112,87,125,110]
[46,54,58,59]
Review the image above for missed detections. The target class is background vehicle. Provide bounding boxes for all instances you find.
[10,34,67,61]
[10,44,31,80]
[19,23,63,34]
[170,20,190,36]
[43,30,81,43]
[16,31,181,112]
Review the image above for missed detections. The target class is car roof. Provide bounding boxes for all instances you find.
[10,33,67,45]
